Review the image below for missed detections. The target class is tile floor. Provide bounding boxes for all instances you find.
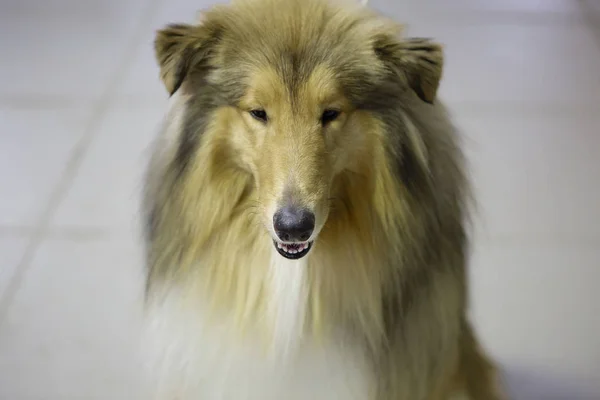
[1,0,599,399]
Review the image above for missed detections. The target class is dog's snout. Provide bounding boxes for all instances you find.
[273,207,315,242]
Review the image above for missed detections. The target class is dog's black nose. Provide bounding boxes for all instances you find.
[273,207,315,242]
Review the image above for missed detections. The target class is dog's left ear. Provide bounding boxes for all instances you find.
[374,35,444,104]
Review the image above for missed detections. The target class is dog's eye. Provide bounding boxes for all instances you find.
[250,109,268,122]
[321,109,340,125]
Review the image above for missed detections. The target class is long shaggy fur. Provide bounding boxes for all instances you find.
[142,0,505,399]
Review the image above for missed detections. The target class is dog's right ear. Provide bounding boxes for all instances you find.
[374,32,444,104]
[154,23,219,95]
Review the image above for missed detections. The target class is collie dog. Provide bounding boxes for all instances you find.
[142,0,504,398]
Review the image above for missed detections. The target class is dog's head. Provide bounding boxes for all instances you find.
[155,0,443,260]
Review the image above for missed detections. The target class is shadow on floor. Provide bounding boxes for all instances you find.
[501,365,596,400]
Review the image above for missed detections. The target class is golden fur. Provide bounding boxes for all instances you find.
[142,0,505,398]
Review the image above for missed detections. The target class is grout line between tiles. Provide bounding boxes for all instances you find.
[0,0,165,324]
[414,11,584,27]
[0,227,35,237]
[2,224,599,247]
[379,2,586,28]
[0,226,115,240]
[446,102,600,117]
[0,96,101,110]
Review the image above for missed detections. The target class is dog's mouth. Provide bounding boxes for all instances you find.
[273,240,313,260]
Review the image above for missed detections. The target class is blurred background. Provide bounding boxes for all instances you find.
[1,0,599,398]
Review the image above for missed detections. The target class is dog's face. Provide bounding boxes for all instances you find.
[234,64,354,259]
[155,0,443,260]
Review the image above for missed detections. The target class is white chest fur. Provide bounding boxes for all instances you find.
[267,254,308,357]
[142,255,372,400]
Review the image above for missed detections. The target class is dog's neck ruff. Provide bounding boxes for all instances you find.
[143,250,373,400]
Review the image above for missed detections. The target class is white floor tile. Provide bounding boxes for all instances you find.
[455,110,600,240]
[0,237,146,400]
[51,104,166,231]
[116,37,168,100]
[399,22,600,106]
[118,0,229,98]
[0,0,148,99]
[2,0,600,398]
[0,237,29,299]
[0,107,90,226]
[469,241,600,399]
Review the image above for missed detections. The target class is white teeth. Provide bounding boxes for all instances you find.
[276,241,310,254]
